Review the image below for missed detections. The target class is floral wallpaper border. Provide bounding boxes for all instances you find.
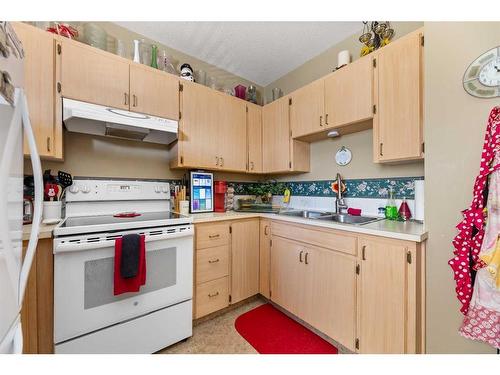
[227,177,424,199]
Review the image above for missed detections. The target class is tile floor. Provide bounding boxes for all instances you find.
[159,298,264,354]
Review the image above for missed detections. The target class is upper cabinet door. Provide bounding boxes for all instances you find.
[13,23,62,159]
[60,39,130,110]
[247,103,263,173]
[217,95,247,172]
[262,97,291,173]
[374,29,423,162]
[290,79,325,138]
[129,64,179,119]
[178,82,220,169]
[324,57,373,129]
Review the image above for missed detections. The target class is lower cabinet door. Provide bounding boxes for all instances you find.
[358,237,409,353]
[230,219,260,303]
[259,220,271,298]
[306,245,357,351]
[270,236,308,318]
[195,277,229,318]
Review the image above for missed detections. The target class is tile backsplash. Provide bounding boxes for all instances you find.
[228,176,423,200]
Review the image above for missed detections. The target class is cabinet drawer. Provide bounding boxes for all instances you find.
[271,220,357,256]
[196,245,229,284]
[195,277,229,318]
[196,222,230,249]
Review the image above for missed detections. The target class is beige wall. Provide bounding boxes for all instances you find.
[23,132,254,182]
[275,129,424,181]
[425,22,500,354]
[266,21,425,181]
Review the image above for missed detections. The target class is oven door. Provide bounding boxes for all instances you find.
[53,225,193,344]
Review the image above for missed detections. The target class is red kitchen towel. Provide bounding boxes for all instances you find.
[114,234,146,295]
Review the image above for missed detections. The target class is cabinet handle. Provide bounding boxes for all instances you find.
[208,234,220,239]
[132,94,137,107]
[208,258,220,264]
[46,137,51,152]
[320,115,323,127]
[220,157,224,167]
[305,252,309,265]
[299,250,304,263]
[250,161,254,170]
[325,113,329,125]
[264,225,269,236]
[379,143,383,156]
[124,93,129,105]
[215,156,219,166]
[208,291,219,298]
[362,245,366,260]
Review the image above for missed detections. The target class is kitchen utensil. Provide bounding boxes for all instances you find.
[57,170,73,190]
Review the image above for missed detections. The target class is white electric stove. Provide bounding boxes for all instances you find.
[52,179,193,354]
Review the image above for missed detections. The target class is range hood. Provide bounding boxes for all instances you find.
[62,98,178,145]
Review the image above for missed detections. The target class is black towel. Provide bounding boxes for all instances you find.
[120,234,141,279]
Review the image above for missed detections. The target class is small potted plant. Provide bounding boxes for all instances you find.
[248,181,286,204]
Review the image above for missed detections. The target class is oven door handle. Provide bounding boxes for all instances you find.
[54,228,194,254]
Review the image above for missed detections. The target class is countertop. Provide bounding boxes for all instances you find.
[22,211,428,243]
[22,222,59,241]
[191,211,427,242]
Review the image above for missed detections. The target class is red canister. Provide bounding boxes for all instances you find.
[214,181,227,212]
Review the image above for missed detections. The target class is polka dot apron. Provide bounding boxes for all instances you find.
[449,107,500,315]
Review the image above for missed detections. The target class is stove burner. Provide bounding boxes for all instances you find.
[113,212,142,218]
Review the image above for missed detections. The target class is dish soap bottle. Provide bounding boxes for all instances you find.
[385,188,399,220]
[398,197,412,221]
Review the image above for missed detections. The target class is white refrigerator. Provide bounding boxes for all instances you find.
[0,21,43,354]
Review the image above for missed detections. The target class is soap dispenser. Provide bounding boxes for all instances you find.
[385,188,399,220]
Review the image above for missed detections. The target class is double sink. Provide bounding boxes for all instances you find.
[277,209,383,225]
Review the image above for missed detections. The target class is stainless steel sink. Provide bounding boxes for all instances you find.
[278,210,381,225]
[317,213,382,225]
[278,210,330,219]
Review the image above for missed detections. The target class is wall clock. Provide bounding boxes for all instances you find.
[335,146,352,166]
[463,46,500,98]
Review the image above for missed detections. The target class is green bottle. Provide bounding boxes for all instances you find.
[151,44,158,69]
[385,187,399,220]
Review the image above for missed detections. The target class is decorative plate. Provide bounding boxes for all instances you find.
[335,146,352,166]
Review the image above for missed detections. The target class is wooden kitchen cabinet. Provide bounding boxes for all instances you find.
[324,56,374,129]
[60,38,130,110]
[259,219,271,298]
[270,236,307,318]
[247,103,263,173]
[230,219,260,304]
[175,81,247,172]
[21,238,54,354]
[262,96,310,173]
[129,64,179,120]
[357,236,419,354]
[290,78,325,138]
[306,244,357,351]
[373,28,424,163]
[218,95,247,172]
[13,22,63,160]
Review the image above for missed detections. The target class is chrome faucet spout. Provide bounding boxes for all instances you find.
[335,173,348,214]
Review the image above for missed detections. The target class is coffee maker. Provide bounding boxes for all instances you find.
[214,181,227,213]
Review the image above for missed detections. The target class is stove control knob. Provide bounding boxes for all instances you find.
[161,186,169,193]
[154,186,161,193]
[81,184,91,194]
[69,184,79,194]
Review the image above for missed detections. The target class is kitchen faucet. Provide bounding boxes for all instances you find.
[335,173,348,214]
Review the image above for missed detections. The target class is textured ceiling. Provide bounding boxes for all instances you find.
[115,22,362,86]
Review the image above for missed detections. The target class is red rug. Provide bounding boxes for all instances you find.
[234,303,338,354]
